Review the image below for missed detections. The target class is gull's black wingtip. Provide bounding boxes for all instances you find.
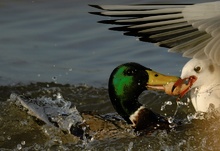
[89,12,103,16]
[89,4,103,10]
[98,20,118,24]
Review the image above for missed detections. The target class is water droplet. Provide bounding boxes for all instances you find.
[161,101,172,111]
[7,136,11,140]
[56,93,63,99]
[128,142,134,151]
[165,101,172,105]
[17,144,22,150]
[187,113,194,122]
[10,93,17,101]
[52,76,57,83]
[90,137,94,141]
[34,144,41,150]
[178,139,186,146]
[21,140,26,145]
[194,88,199,94]
[168,117,174,124]
[161,105,165,111]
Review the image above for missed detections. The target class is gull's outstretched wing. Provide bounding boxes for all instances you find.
[90,2,220,65]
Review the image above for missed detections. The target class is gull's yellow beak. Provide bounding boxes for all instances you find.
[146,70,179,91]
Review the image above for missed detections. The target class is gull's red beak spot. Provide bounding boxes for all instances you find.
[164,75,197,99]
[173,75,197,98]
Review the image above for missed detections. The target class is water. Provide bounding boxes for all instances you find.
[0,0,219,150]
[0,0,190,86]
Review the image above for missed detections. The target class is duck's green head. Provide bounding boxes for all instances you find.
[108,62,179,124]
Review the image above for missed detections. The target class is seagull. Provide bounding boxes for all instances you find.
[90,1,220,113]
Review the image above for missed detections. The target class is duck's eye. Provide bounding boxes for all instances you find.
[194,66,202,73]
[125,69,136,76]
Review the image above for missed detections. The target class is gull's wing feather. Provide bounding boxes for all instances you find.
[90,2,220,65]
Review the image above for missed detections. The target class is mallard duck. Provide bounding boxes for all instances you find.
[90,1,220,112]
[108,62,181,130]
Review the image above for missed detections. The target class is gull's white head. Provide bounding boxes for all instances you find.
[180,59,220,112]
[181,59,217,89]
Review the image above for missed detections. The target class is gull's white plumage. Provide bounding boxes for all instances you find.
[181,59,220,112]
[91,1,220,112]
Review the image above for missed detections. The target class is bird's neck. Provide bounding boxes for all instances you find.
[109,92,143,124]
[196,83,220,93]
[190,84,220,112]
[109,91,167,130]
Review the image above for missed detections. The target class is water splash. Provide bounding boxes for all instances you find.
[160,101,172,111]
[176,98,191,106]
[9,93,84,134]
[127,141,134,151]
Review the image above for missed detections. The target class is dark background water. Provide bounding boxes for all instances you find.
[0,0,201,86]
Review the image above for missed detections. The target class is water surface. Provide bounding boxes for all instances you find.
[0,0,192,86]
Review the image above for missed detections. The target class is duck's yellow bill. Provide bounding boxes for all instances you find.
[146,70,179,91]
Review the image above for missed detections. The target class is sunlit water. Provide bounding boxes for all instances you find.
[0,0,219,150]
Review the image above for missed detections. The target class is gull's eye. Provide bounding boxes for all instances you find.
[194,66,202,73]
